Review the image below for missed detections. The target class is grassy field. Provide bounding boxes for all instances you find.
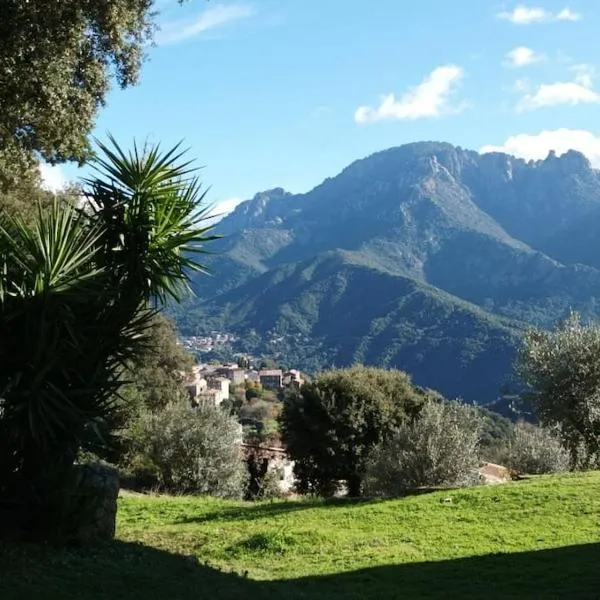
[2,472,600,599]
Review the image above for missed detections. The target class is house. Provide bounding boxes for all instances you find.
[221,367,246,386]
[184,366,208,402]
[193,390,222,408]
[283,369,303,388]
[259,369,283,391]
[185,377,207,401]
[242,443,295,496]
[206,376,230,402]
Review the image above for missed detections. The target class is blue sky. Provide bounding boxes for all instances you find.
[47,0,600,216]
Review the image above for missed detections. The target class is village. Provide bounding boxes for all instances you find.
[183,362,304,408]
[183,362,304,497]
[180,332,237,354]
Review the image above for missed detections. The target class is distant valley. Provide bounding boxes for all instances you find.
[168,141,600,404]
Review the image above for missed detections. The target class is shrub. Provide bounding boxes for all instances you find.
[126,402,246,498]
[363,400,482,496]
[501,422,570,475]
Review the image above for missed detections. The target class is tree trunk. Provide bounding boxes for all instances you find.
[347,474,362,498]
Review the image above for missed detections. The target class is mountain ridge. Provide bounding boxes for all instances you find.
[170,141,600,403]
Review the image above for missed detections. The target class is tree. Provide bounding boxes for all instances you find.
[279,366,423,497]
[126,402,246,497]
[363,400,483,497]
[125,313,195,413]
[0,0,157,188]
[500,422,570,475]
[259,358,278,370]
[0,137,218,539]
[516,312,600,467]
[237,356,251,369]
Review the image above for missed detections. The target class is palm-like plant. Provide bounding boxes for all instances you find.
[0,138,219,539]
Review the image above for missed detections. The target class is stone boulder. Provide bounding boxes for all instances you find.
[69,462,120,542]
[478,462,513,485]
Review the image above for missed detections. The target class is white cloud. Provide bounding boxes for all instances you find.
[556,7,581,21]
[497,5,581,24]
[505,46,545,67]
[156,3,255,45]
[481,129,600,166]
[206,196,244,222]
[355,64,465,124]
[39,163,68,192]
[517,65,600,111]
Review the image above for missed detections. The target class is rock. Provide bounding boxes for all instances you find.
[69,462,119,542]
[478,462,512,485]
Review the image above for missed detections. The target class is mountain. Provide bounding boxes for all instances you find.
[169,142,600,403]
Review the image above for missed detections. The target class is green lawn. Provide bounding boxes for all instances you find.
[2,472,600,599]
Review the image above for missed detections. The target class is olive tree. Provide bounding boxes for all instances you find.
[363,400,483,496]
[501,422,570,475]
[126,402,246,498]
[516,312,600,467]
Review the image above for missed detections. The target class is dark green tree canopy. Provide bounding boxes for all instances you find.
[126,313,195,413]
[0,0,170,187]
[280,366,424,497]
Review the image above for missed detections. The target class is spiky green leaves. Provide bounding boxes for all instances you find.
[0,139,218,535]
[85,135,221,304]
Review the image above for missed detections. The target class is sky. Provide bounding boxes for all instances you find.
[46,0,600,217]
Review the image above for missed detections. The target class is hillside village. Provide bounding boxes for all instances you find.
[184,363,304,408]
[180,333,237,354]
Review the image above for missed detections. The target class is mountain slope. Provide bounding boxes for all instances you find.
[173,141,600,403]
[203,252,522,401]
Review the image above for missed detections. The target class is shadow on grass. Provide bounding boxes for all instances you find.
[1,539,599,599]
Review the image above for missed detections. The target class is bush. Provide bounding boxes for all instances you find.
[501,422,570,475]
[363,400,482,496]
[125,402,246,498]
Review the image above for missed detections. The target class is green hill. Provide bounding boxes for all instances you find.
[3,472,600,599]
[180,252,522,401]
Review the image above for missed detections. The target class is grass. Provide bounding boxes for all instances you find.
[2,472,600,598]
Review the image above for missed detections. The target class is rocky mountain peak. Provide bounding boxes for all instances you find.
[541,149,592,174]
[217,188,292,233]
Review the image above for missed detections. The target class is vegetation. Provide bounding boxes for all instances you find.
[122,313,195,414]
[0,0,173,190]
[363,400,483,496]
[240,397,281,445]
[173,254,522,403]
[2,473,600,598]
[280,366,423,496]
[125,402,246,498]
[500,422,570,475]
[0,138,217,540]
[517,312,600,467]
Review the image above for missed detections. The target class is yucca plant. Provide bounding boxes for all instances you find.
[0,137,219,539]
